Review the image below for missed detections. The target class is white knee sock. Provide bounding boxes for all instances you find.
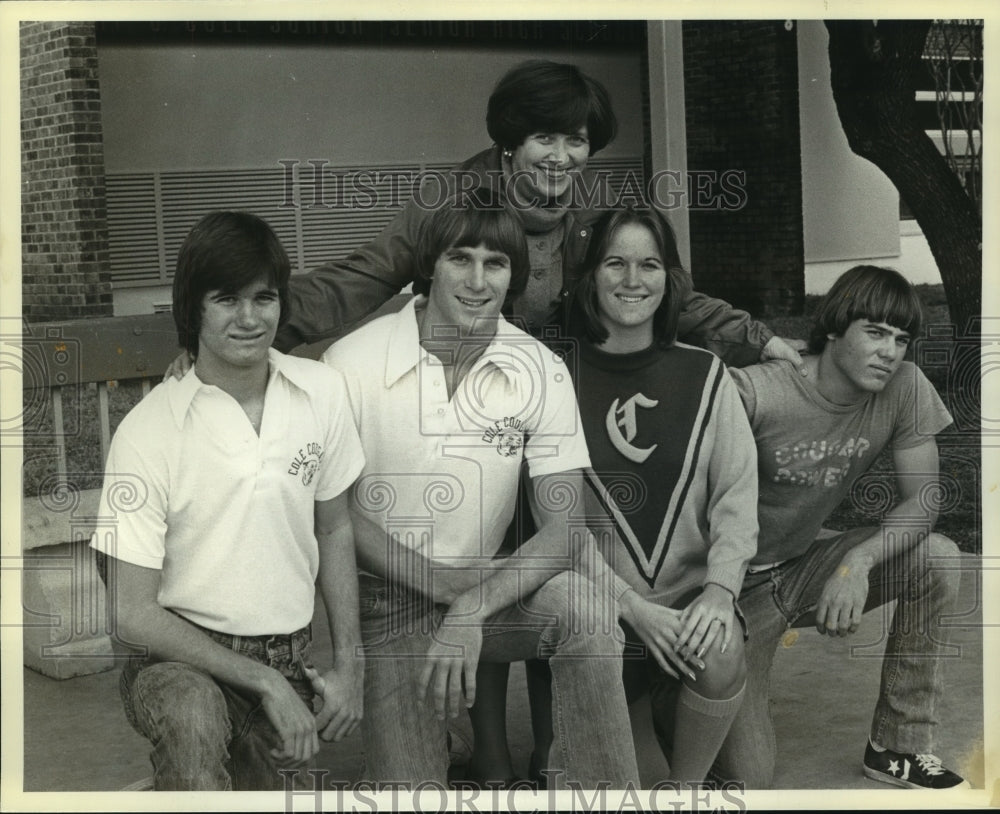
[669,680,747,784]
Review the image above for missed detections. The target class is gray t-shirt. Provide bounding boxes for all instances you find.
[730,360,952,565]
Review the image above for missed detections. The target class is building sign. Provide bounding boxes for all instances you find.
[95,20,646,48]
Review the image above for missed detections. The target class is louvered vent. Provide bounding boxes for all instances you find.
[105,158,644,288]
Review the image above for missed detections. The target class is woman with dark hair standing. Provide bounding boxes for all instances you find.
[269,59,801,367]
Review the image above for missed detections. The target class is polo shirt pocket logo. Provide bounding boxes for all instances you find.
[287,442,324,485]
[496,427,523,458]
[481,417,525,458]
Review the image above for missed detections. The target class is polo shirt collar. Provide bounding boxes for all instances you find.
[166,348,301,428]
[384,298,425,388]
[383,296,525,389]
[475,318,529,387]
[265,347,314,391]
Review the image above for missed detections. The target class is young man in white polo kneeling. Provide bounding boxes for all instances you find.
[93,212,366,790]
[322,192,641,790]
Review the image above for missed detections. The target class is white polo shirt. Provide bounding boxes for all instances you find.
[90,349,365,635]
[322,297,590,564]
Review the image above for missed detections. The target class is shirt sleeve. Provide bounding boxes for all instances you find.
[890,364,954,449]
[727,365,759,425]
[677,289,775,368]
[89,413,170,570]
[321,334,363,414]
[523,349,591,478]
[703,365,759,597]
[314,366,367,502]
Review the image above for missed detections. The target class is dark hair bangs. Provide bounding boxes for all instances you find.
[854,282,923,337]
[172,211,291,355]
[449,209,529,299]
[808,265,924,354]
[530,93,590,139]
[414,198,529,299]
[204,249,284,296]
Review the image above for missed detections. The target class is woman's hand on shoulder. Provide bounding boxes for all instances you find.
[760,335,807,376]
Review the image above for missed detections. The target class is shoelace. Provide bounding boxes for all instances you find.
[914,754,946,776]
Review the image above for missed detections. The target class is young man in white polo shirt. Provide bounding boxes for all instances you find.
[322,193,640,790]
[715,266,967,789]
[92,212,366,790]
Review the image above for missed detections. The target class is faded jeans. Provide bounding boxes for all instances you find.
[714,527,962,788]
[120,622,314,790]
[358,570,640,790]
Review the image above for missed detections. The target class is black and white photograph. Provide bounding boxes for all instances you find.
[2,2,994,811]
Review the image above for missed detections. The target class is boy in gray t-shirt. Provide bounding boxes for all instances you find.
[716,265,967,790]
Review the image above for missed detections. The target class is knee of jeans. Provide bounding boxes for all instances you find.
[138,663,229,745]
[916,533,962,593]
[560,613,626,658]
[926,531,961,565]
[535,572,624,654]
[530,570,575,608]
[697,635,747,698]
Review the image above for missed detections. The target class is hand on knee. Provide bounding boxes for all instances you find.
[691,635,746,699]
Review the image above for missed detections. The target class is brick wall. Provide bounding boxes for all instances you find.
[682,20,804,318]
[21,21,112,322]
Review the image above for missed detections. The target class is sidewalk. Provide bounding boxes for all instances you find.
[21,556,985,792]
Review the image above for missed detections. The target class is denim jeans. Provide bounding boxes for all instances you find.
[714,527,962,788]
[120,622,314,790]
[358,571,640,789]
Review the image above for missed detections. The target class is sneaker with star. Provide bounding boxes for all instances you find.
[863,741,969,789]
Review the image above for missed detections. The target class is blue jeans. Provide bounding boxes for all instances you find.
[358,571,640,789]
[120,622,314,790]
[714,528,962,788]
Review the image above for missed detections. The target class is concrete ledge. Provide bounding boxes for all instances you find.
[23,540,117,679]
[22,488,101,551]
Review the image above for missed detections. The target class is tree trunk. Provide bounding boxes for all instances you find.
[825,19,981,336]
